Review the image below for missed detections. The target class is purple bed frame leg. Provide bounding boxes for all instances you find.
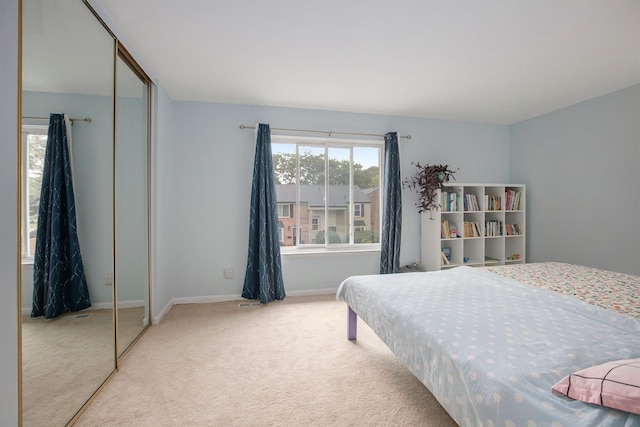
[347,306,357,341]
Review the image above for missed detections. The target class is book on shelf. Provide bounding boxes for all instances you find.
[464,194,480,211]
[464,221,482,237]
[505,189,522,210]
[505,223,521,236]
[441,191,460,212]
[440,251,450,265]
[442,246,451,261]
[441,220,450,238]
[441,220,458,239]
[484,195,502,211]
[484,220,503,236]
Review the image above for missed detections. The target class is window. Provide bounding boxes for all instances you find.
[277,203,293,218]
[271,136,381,251]
[278,221,285,243]
[21,125,48,259]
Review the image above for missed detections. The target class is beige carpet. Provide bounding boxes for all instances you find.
[74,295,457,426]
[22,307,147,427]
[22,309,115,427]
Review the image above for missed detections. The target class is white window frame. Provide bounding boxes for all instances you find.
[278,203,292,218]
[354,203,364,217]
[272,135,383,254]
[21,125,49,262]
[278,223,285,243]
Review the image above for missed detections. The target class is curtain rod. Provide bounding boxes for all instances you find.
[239,124,411,140]
[22,116,93,124]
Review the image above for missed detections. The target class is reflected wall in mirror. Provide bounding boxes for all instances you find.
[115,51,151,357]
[21,0,115,425]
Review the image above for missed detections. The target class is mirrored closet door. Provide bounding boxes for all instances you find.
[115,48,151,357]
[20,1,152,425]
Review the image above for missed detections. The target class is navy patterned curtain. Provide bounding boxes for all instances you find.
[32,113,91,319]
[242,123,286,303]
[380,131,402,274]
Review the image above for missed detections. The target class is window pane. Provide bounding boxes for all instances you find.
[353,146,380,244]
[299,146,325,245]
[272,143,295,246]
[27,133,47,256]
[327,147,350,245]
[272,143,296,185]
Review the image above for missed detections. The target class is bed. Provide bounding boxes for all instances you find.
[336,262,640,426]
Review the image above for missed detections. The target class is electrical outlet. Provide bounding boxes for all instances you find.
[224,268,233,279]
[104,273,113,285]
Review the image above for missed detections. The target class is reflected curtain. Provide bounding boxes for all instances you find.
[380,131,402,274]
[32,113,91,319]
[242,123,286,303]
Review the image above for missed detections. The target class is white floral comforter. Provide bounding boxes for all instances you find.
[484,262,640,319]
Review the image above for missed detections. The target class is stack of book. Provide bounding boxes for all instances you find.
[485,220,503,236]
[505,223,521,235]
[505,189,522,210]
[441,191,460,212]
[464,194,480,211]
[464,221,482,237]
[484,195,501,211]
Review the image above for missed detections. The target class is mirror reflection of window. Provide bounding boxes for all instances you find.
[21,125,48,259]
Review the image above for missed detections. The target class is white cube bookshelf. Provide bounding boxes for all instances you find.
[421,183,525,271]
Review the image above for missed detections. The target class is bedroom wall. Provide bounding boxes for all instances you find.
[509,84,640,276]
[0,0,19,424]
[152,83,178,318]
[154,100,509,310]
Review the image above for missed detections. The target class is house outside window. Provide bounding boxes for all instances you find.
[271,136,382,251]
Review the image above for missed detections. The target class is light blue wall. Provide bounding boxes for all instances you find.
[154,100,509,305]
[509,84,640,275]
[152,83,177,319]
[0,0,19,424]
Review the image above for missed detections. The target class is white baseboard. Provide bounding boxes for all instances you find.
[22,299,145,316]
[152,287,338,325]
[285,287,337,297]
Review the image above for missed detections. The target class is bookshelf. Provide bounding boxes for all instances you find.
[421,184,525,271]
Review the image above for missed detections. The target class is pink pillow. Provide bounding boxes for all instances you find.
[552,358,640,415]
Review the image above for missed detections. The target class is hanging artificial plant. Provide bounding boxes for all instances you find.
[402,163,457,216]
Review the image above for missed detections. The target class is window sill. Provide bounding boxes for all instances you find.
[280,245,381,257]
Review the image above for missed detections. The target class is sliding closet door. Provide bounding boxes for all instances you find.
[115,48,151,357]
[21,1,116,425]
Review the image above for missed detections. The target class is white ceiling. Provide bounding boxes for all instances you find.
[89,0,640,124]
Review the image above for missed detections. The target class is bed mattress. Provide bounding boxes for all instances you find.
[337,264,640,426]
